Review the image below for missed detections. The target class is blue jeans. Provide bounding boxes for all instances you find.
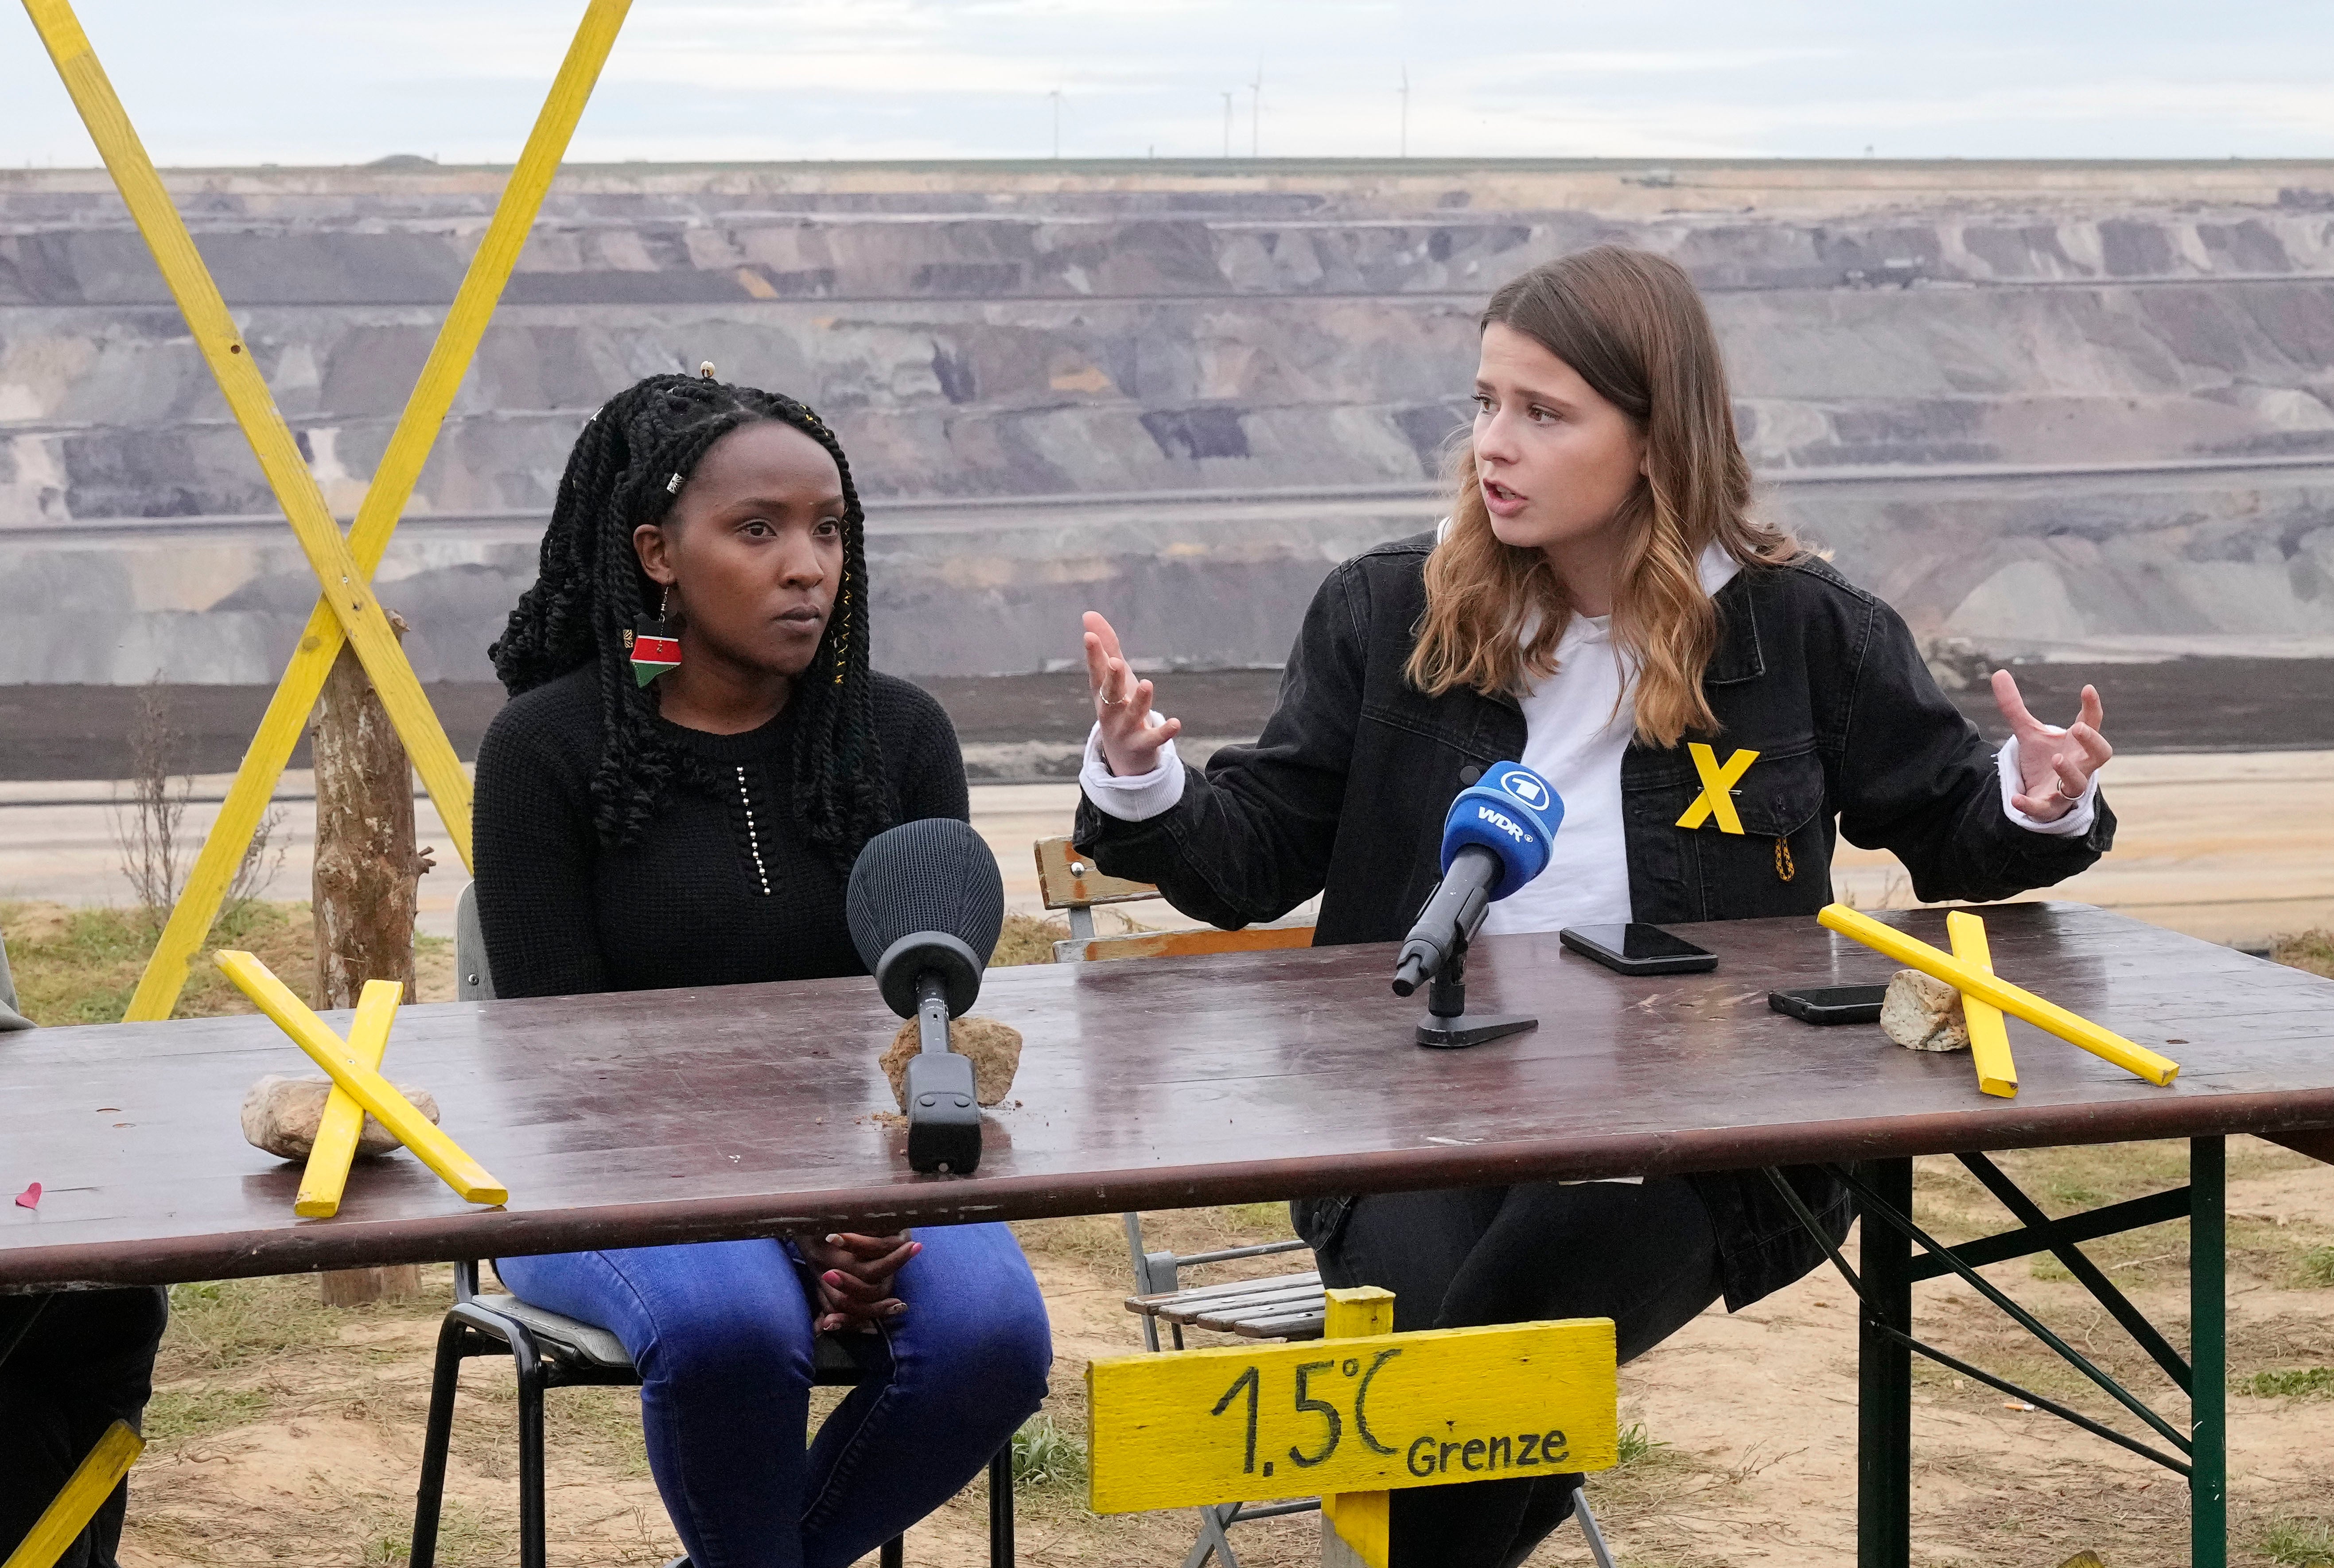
[496,1223,1050,1568]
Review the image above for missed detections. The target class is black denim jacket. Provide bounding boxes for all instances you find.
[1075,533,2116,1309]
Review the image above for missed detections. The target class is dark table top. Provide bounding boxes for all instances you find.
[5,902,2331,1290]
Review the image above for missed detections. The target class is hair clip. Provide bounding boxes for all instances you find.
[699,361,717,380]
[666,473,684,494]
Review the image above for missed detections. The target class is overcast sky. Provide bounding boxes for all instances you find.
[9,1,2334,167]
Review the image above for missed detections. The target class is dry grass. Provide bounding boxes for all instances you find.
[0,897,451,1025]
[992,909,1069,967]
[2273,929,2334,980]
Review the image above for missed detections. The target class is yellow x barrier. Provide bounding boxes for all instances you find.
[1820,904,2179,1086]
[1675,743,1759,834]
[17,0,635,1021]
[296,978,406,1219]
[2,1420,141,1568]
[217,951,507,1207]
[1946,910,2020,1099]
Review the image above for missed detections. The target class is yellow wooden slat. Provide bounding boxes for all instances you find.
[1319,1288,1396,1568]
[2,1420,142,1568]
[1946,910,2019,1099]
[110,0,632,1020]
[1086,1317,1617,1515]
[295,978,405,1219]
[217,952,507,1206]
[1820,904,2179,1084]
[23,0,468,841]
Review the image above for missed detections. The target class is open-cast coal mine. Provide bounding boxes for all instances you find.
[5,156,2334,704]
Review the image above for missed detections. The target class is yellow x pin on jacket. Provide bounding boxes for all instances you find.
[1676,744,1760,834]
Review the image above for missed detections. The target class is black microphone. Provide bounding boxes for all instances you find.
[847,818,1006,1175]
[1391,846,1503,998]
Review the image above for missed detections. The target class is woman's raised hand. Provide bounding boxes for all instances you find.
[1991,670,2113,822]
[1082,611,1182,778]
[799,1231,919,1331]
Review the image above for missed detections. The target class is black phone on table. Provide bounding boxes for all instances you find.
[1768,985,1888,1025]
[1559,923,1719,975]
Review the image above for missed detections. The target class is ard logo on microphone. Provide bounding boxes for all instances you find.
[1497,769,1551,811]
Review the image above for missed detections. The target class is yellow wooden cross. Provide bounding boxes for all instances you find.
[1085,1305,1617,1519]
[1674,743,1760,834]
[1820,904,2178,1086]
[295,978,406,1218]
[1319,1287,1397,1568]
[217,951,506,1207]
[1946,910,2019,1099]
[19,0,633,1021]
[2,1421,142,1568]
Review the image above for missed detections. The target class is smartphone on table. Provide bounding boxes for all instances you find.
[1559,923,1719,976]
[1768,985,1888,1025]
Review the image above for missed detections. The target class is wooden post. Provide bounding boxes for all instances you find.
[311,611,428,1305]
[1320,1287,1396,1568]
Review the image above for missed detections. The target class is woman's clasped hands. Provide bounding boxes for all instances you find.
[798,1231,920,1331]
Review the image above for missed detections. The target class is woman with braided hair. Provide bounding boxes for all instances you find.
[474,370,1050,1568]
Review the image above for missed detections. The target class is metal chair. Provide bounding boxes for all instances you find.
[409,1259,1012,1568]
[1038,838,1614,1568]
[428,884,1013,1568]
[0,921,36,1031]
[454,881,494,1001]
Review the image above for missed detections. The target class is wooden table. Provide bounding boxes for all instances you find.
[5,902,2331,1567]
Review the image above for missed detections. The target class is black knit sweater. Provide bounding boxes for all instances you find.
[473,666,969,998]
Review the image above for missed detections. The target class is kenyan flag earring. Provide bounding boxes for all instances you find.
[627,587,682,687]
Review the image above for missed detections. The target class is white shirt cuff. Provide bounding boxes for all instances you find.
[1996,735,2100,837]
[1079,720,1186,822]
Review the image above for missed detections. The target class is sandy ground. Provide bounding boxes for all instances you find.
[103,1141,2334,1568]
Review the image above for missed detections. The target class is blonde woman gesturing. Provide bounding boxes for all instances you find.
[1074,246,2113,1568]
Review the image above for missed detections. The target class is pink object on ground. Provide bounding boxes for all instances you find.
[12,1182,39,1209]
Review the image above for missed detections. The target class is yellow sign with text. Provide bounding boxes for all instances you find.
[1085,1318,1618,1515]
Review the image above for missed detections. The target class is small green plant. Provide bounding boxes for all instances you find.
[1616,1421,1668,1466]
[2257,1513,2334,1566]
[2299,1246,2334,1288]
[2232,1367,2334,1399]
[1011,1413,1087,1491]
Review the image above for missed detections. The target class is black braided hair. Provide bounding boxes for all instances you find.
[490,373,887,869]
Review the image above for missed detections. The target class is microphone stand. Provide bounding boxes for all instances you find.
[906,971,982,1174]
[1413,928,1538,1049]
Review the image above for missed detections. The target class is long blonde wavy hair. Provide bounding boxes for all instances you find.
[1405,245,1799,747]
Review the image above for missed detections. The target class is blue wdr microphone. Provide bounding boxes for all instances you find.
[1391,762,1562,1048]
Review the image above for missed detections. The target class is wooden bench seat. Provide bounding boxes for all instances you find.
[1127,1272,1328,1340]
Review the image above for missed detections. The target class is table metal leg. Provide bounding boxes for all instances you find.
[1859,1158,1914,1568]
[2190,1137,2225,1568]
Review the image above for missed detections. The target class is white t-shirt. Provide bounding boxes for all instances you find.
[1079,547,2097,923]
[1479,546,1741,934]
